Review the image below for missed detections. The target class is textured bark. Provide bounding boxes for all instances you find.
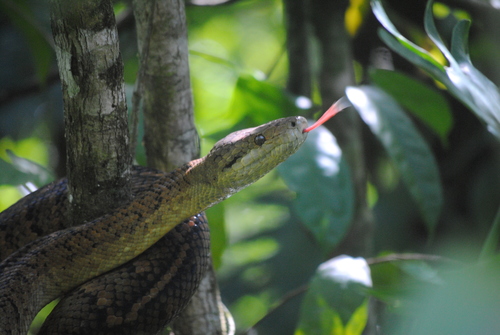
[50,0,131,225]
[132,0,198,173]
[132,1,226,334]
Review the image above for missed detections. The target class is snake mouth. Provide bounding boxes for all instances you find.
[294,116,308,133]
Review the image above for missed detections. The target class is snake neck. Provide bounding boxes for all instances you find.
[173,158,238,217]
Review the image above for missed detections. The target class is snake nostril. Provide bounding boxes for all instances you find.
[291,121,296,127]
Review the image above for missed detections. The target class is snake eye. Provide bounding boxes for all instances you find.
[254,134,266,146]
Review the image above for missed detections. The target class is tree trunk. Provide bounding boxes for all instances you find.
[132,1,228,334]
[50,0,131,225]
[132,0,198,172]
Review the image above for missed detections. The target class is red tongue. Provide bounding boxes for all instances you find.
[303,97,351,133]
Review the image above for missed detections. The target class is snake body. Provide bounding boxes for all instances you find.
[0,116,308,334]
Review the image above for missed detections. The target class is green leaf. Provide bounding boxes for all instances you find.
[278,126,354,252]
[373,0,500,139]
[371,0,444,70]
[346,86,442,233]
[450,19,470,64]
[423,0,454,65]
[205,204,227,269]
[368,255,444,309]
[295,256,371,335]
[0,152,53,187]
[229,74,298,125]
[446,19,500,138]
[377,29,447,83]
[370,69,453,143]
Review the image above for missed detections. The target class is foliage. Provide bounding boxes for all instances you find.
[1,0,500,334]
[278,126,354,253]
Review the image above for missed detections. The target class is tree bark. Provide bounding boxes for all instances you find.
[132,0,198,172]
[50,0,131,225]
[132,1,227,334]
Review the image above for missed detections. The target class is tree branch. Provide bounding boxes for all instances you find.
[50,0,131,225]
[132,1,227,334]
[132,0,198,172]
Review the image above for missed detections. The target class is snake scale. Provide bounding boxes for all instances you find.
[0,116,308,334]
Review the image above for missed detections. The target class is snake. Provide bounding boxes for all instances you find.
[0,116,308,335]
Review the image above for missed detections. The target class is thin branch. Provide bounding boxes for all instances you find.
[366,253,454,265]
[241,284,308,335]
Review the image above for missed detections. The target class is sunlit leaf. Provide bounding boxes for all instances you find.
[206,205,226,269]
[423,0,454,66]
[0,185,23,212]
[369,69,452,143]
[30,300,59,335]
[229,74,297,125]
[0,156,51,187]
[278,126,354,252]
[344,300,369,335]
[6,150,53,185]
[424,0,500,138]
[295,256,371,335]
[346,86,442,232]
[372,0,500,139]
[371,0,444,70]
[376,28,449,87]
[449,19,470,64]
[0,137,49,167]
[231,294,269,330]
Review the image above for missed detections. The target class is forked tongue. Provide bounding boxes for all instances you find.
[303,97,351,133]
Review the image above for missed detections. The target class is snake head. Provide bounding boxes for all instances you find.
[191,116,308,197]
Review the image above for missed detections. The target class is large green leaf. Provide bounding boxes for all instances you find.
[368,255,444,311]
[370,69,452,144]
[295,256,371,335]
[278,126,354,252]
[372,0,500,139]
[371,0,444,72]
[229,74,298,125]
[423,2,500,136]
[346,86,442,233]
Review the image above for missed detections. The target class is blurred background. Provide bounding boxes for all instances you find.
[1,0,500,334]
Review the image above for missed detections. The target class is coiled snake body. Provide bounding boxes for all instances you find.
[0,116,308,334]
